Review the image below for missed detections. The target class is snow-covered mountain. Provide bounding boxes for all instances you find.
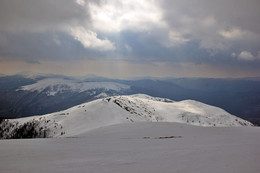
[0,94,252,139]
[0,77,132,118]
[17,78,130,96]
[1,75,260,125]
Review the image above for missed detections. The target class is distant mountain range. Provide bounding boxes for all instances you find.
[0,74,259,125]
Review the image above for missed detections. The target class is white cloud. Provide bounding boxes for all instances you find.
[75,0,86,6]
[69,27,115,51]
[238,51,255,61]
[219,28,245,39]
[89,0,166,32]
[166,31,189,46]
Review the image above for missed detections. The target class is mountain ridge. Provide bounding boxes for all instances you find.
[1,75,260,125]
[0,94,253,139]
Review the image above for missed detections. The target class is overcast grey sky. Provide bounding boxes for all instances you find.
[0,0,260,78]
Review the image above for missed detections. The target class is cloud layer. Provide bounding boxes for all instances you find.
[0,0,260,77]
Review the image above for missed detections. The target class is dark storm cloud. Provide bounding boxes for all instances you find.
[0,0,105,62]
[112,30,171,61]
[110,30,204,63]
[161,0,260,54]
[162,0,260,32]
[107,29,259,66]
[0,0,91,31]
[0,0,259,77]
[0,31,102,61]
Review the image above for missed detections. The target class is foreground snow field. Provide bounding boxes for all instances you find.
[0,122,259,173]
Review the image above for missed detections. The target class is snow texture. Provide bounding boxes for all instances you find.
[0,122,259,173]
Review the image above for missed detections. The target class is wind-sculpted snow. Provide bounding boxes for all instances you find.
[0,94,253,139]
[17,78,130,96]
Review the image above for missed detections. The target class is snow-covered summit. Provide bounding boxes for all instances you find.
[131,94,174,102]
[0,94,253,139]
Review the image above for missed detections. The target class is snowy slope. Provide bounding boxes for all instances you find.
[17,78,130,96]
[1,122,260,173]
[0,94,253,138]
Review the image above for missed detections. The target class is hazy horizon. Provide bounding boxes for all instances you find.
[2,70,260,80]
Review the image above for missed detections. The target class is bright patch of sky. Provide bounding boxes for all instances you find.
[89,0,166,32]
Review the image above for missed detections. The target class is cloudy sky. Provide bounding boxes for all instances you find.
[0,0,260,78]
